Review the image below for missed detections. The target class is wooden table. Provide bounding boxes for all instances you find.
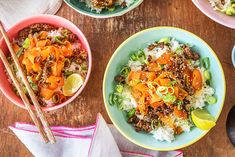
[0,0,235,156]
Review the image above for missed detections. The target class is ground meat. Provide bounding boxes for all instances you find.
[148,44,156,51]
[156,42,165,49]
[114,75,125,84]
[70,51,87,65]
[40,57,55,82]
[145,107,159,120]
[91,0,115,8]
[17,24,56,42]
[73,48,81,55]
[184,85,195,95]
[120,1,127,7]
[157,104,173,115]
[67,33,78,43]
[183,45,200,60]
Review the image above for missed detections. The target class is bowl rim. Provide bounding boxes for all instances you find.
[64,0,144,18]
[192,0,235,29]
[0,14,92,111]
[102,26,226,151]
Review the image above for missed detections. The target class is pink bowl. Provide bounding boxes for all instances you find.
[0,14,92,111]
[192,0,235,29]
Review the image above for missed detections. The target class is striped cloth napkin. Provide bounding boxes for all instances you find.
[10,114,183,157]
[0,0,62,28]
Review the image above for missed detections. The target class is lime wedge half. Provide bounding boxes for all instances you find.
[63,74,84,96]
[191,109,216,130]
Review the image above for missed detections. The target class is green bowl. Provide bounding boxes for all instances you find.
[103,27,226,151]
[64,0,143,18]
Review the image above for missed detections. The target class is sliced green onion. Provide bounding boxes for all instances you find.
[203,70,211,81]
[23,38,30,49]
[54,36,64,45]
[16,47,24,58]
[175,47,183,54]
[116,85,124,94]
[138,50,146,59]
[158,37,170,44]
[156,86,168,96]
[120,66,130,77]
[206,95,217,104]
[127,108,136,118]
[163,94,176,103]
[113,94,122,105]
[130,53,138,61]
[202,57,210,69]
[168,80,177,86]
[109,93,115,106]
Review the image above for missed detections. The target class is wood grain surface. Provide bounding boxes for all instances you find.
[0,0,235,156]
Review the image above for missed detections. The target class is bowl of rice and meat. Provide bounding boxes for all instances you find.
[192,0,235,29]
[103,27,225,150]
[0,15,92,111]
[64,0,143,18]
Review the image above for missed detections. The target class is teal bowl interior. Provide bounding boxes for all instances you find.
[64,0,143,18]
[103,27,226,150]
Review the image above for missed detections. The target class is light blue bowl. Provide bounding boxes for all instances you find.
[64,0,143,18]
[103,27,226,151]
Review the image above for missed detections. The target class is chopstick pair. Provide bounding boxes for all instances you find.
[0,22,56,144]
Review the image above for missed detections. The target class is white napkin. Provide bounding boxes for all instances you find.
[9,113,183,157]
[0,0,62,28]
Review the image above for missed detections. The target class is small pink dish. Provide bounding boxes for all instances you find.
[192,0,235,29]
[0,14,92,111]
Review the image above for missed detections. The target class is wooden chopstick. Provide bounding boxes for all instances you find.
[0,22,56,144]
[0,48,49,143]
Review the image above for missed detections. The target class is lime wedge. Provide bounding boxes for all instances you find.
[63,74,84,96]
[191,109,216,130]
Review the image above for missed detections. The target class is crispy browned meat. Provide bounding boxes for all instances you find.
[183,45,200,60]
[91,0,116,8]
[18,24,56,42]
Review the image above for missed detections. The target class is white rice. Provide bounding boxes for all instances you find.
[209,0,232,10]
[151,126,175,143]
[128,60,143,71]
[173,115,191,132]
[118,86,137,111]
[143,45,169,61]
[67,62,81,72]
[47,30,61,38]
[169,38,181,52]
